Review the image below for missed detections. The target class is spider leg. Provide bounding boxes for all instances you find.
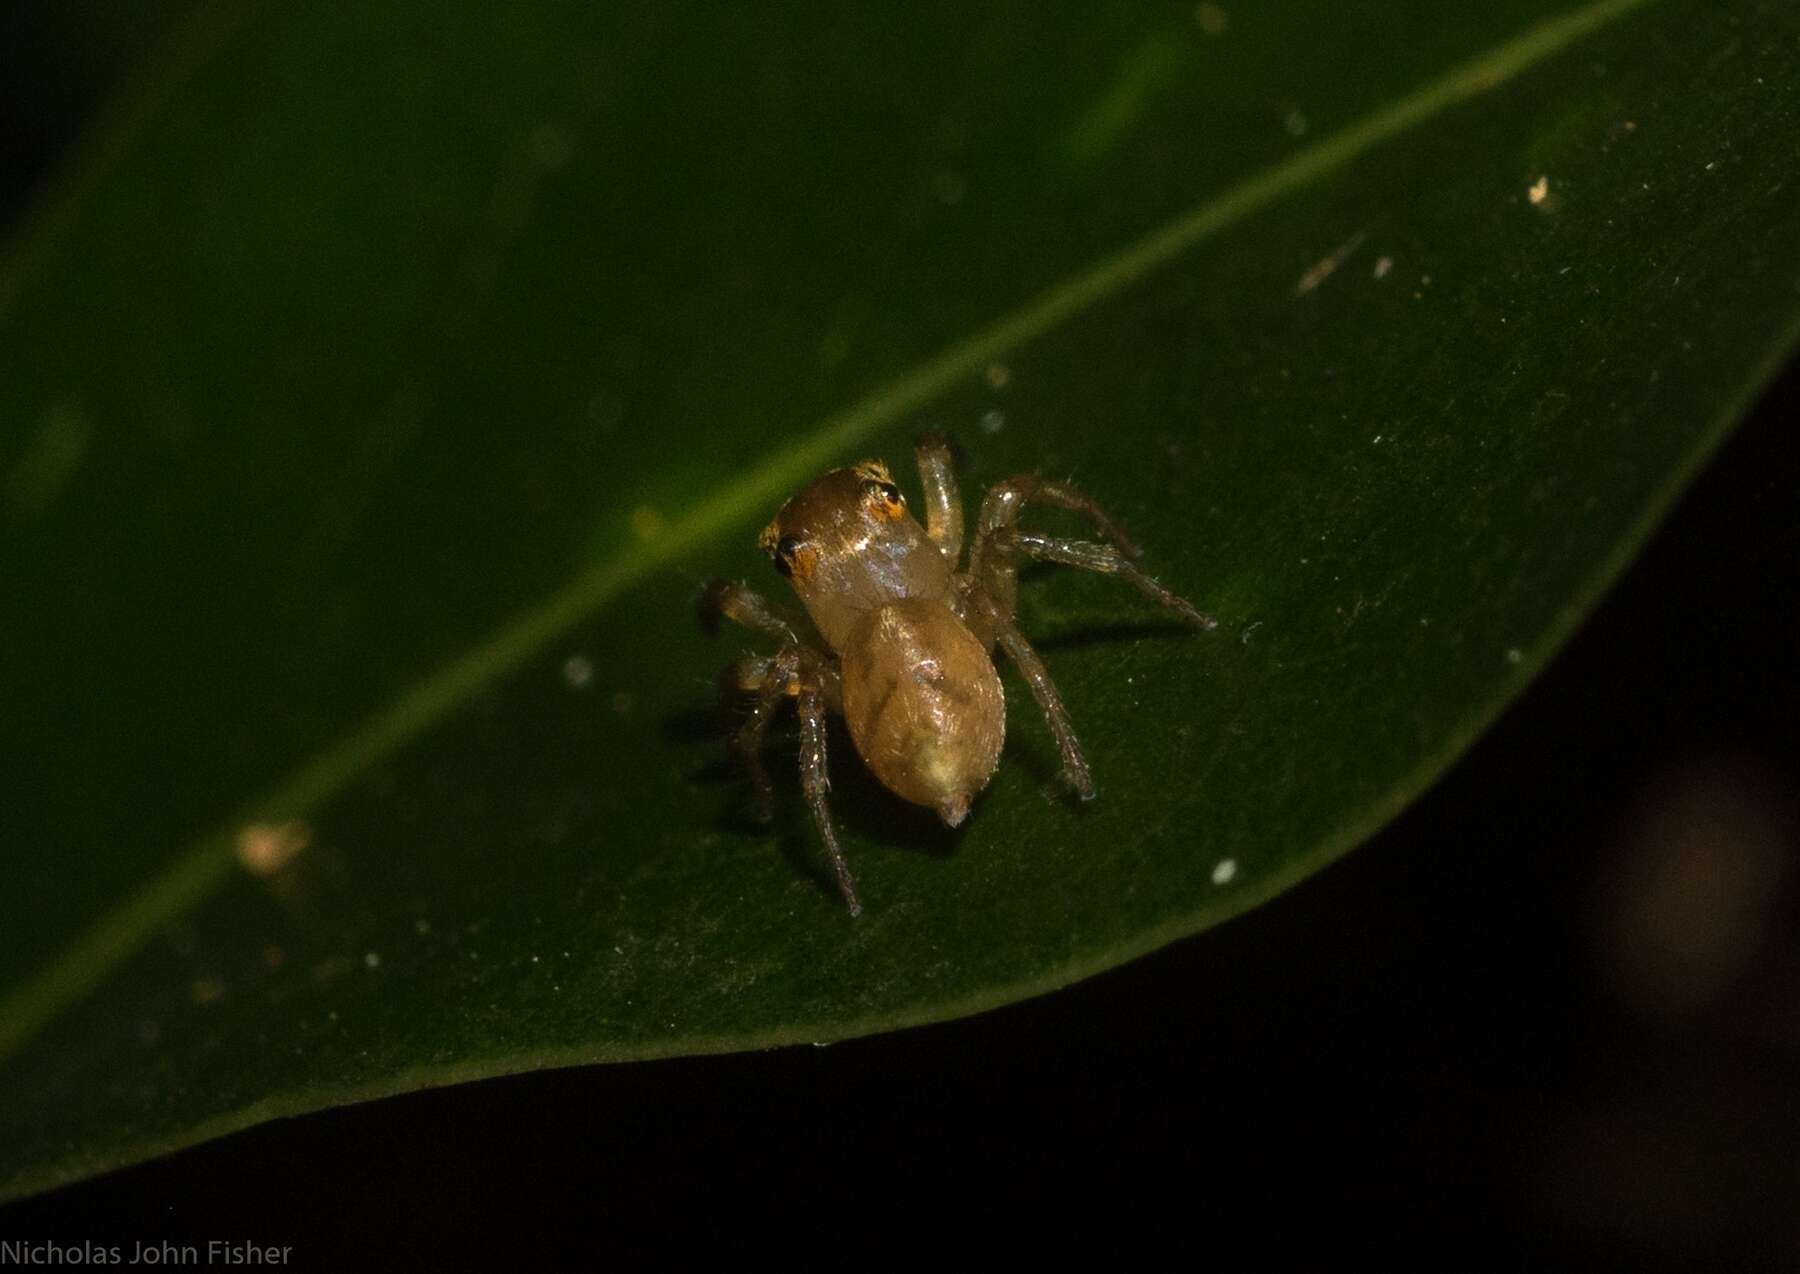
[967,591,1093,800]
[698,578,806,643]
[703,579,840,834]
[728,648,801,823]
[914,432,965,566]
[956,473,1211,802]
[968,474,1124,621]
[724,651,778,692]
[964,474,1213,631]
[994,529,1216,630]
[970,473,1144,570]
[796,662,862,916]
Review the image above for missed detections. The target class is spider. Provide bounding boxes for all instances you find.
[701,434,1214,915]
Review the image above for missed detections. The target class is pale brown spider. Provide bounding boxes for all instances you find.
[702,435,1214,915]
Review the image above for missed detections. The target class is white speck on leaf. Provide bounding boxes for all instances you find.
[1294,228,1368,296]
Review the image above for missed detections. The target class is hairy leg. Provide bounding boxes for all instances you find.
[969,473,1143,572]
[796,668,862,916]
[914,432,964,566]
[698,577,807,644]
[992,528,1216,630]
[966,474,1212,630]
[966,591,1093,800]
[704,580,842,833]
[718,644,857,912]
[968,475,1134,621]
[727,648,801,822]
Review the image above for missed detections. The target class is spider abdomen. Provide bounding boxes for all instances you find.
[839,597,1004,827]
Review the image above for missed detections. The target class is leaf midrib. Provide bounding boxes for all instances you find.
[0,0,1661,1064]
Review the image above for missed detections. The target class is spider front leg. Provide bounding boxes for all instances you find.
[965,475,1216,631]
[990,529,1217,631]
[699,577,806,644]
[702,579,860,915]
[914,432,964,565]
[971,473,1145,570]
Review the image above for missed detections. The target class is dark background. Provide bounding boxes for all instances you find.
[4,11,1797,1269]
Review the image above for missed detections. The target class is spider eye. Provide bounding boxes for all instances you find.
[773,535,802,577]
[863,479,903,508]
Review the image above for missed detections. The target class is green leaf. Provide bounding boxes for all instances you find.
[2,0,1796,1199]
